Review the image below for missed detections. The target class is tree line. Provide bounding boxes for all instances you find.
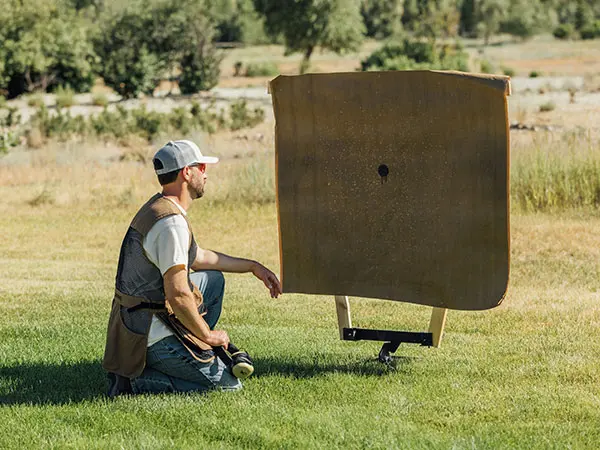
[0,0,599,100]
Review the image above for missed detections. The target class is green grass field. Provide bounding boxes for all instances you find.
[1,124,600,448]
[2,35,600,446]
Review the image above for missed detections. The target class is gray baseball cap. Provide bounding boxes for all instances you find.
[153,140,219,175]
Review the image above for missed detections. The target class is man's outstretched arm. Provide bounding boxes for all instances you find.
[163,265,230,348]
[192,249,282,298]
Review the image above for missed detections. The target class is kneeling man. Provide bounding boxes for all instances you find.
[103,140,281,396]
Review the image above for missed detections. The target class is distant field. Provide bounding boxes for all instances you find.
[217,35,600,88]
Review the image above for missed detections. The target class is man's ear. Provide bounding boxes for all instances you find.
[180,166,192,182]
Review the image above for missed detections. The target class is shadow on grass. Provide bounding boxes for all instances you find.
[0,360,106,406]
[252,354,416,379]
[0,354,413,405]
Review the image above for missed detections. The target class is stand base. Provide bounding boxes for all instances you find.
[342,327,433,363]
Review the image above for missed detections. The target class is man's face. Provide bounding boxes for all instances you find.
[187,163,207,199]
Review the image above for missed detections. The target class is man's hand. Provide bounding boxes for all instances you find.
[208,329,230,349]
[251,262,282,298]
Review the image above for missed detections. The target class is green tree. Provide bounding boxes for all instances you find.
[414,0,461,42]
[0,0,97,98]
[208,0,269,43]
[500,0,549,40]
[575,0,594,30]
[361,0,403,39]
[402,0,420,31]
[178,14,223,94]
[476,0,506,45]
[95,0,222,98]
[253,0,365,74]
[459,0,477,36]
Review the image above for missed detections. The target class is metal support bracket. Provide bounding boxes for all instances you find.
[343,327,433,363]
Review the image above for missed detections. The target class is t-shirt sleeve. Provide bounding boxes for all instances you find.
[143,215,190,275]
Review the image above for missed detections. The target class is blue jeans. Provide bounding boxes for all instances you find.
[130,270,242,394]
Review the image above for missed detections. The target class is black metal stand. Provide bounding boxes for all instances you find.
[342,328,433,363]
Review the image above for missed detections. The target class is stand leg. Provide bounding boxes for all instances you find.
[428,307,448,348]
[334,295,352,340]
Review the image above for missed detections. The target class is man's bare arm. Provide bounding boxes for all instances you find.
[163,265,229,348]
[192,249,282,298]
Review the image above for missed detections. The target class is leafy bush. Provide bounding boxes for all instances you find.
[209,0,269,44]
[55,86,75,108]
[0,129,20,154]
[27,94,45,107]
[92,92,109,107]
[539,101,556,112]
[480,60,495,74]
[244,62,279,77]
[178,50,222,95]
[529,70,542,78]
[233,62,243,77]
[361,40,469,72]
[553,23,575,39]
[0,0,97,98]
[0,107,21,127]
[25,100,266,144]
[229,100,265,131]
[580,21,600,40]
[501,66,516,77]
[96,1,222,98]
[31,105,86,138]
[360,0,403,39]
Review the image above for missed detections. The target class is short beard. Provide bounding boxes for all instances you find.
[188,183,204,199]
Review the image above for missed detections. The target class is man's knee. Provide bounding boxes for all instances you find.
[191,270,225,293]
[210,270,225,291]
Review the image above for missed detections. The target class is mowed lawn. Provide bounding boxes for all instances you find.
[0,146,599,449]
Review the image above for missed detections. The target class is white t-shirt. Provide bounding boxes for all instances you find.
[143,198,191,347]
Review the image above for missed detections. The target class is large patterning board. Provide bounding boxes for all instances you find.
[270,71,510,311]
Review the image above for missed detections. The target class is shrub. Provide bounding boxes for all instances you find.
[178,50,222,95]
[0,96,6,109]
[55,86,75,108]
[31,105,87,139]
[245,62,279,77]
[24,100,266,144]
[28,187,55,206]
[229,100,265,131]
[529,70,542,78]
[27,93,45,107]
[89,106,130,139]
[96,2,222,98]
[1,2,97,98]
[131,107,163,141]
[360,0,403,39]
[92,93,109,107]
[0,129,20,154]
[234,61,243,77]
[168,107,194,135]
[0,107,21,127]
[539,101,556,112]
[361,40,469,72]
[480,60,494,74]
[580,21,600,40]
[553,23,575,40]
[502,67,516,77]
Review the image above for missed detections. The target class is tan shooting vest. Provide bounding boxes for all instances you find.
[102,193,212,378]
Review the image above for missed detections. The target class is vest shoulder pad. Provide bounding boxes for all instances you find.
[131,194,192,238]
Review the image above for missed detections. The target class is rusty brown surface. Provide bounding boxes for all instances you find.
[271,71,510,311]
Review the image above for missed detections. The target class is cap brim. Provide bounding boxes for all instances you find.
[197,156,219,164]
